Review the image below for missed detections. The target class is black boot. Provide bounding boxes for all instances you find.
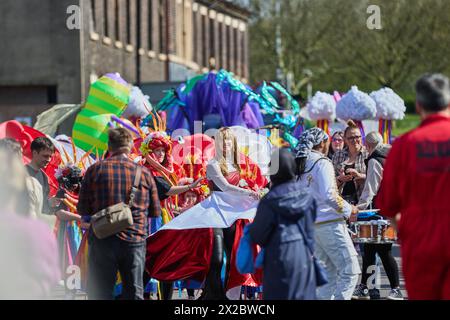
[201,229,228,300]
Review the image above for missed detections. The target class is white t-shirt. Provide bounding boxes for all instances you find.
[26,177,56,229]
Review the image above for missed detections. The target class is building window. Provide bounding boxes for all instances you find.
[201,14,207,67]
[126,0,131,44]
[233,28,238,74]
[192,10,198,63]
[226,25,231,71]
[103,0,109,37]
[184,2,193,63]
[175,0,182,58]
[241,31,246,77]
[114,0,120,41]
[90,0,96,32]
[159,0,165,53]
[148,0,153,50]
[218,22,223,68]
[209,17,215,62]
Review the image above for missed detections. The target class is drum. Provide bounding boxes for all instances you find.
[351,219,397,244]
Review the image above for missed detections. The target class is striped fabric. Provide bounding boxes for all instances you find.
[72,75,131,155]
[77,154,161,243]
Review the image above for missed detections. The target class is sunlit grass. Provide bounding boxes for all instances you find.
[392,114,421,137]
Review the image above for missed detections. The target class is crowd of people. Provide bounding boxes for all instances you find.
[1,73,449,300]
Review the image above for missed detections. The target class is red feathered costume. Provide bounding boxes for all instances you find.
[146,150,267,294]
[0,120,61,196]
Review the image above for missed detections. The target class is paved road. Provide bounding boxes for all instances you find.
[50,243,406,300]
[357,244,407,300]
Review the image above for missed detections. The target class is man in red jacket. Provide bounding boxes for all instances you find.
[377,73,450,300]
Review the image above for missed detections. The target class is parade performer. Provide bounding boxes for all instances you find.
[54,165,84,267]
[146,127,268,300]
[175,173,210,300]
[138,115,204,300]
[295,128,360,300]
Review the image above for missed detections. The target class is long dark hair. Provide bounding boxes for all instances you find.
[271,148,297,186]
[296,157,307,177]
[328,131,344,158]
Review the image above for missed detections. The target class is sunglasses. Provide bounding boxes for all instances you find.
[346,135,362,141]
[332,138,344,143]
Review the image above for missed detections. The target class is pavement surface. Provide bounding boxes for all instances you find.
[50,244,406,300]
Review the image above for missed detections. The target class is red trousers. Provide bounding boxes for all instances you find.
[401,235,450,300]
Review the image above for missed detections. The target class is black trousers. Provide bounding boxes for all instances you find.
[361,243,400,289]
[201,224,236,300]
[142,271,173,300]
[187,289,195,297]
[87,234,146,300]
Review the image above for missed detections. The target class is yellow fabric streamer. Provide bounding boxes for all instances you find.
[161,207,171,225]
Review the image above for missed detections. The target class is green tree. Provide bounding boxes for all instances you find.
[249,0,450,97]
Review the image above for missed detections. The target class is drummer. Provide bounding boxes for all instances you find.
[351,132,403,300]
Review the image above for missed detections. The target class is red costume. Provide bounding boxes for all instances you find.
[0,120,61,196]
[377,114,450,299]
[146,154,267,293]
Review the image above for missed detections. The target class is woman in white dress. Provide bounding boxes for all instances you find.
[146,127,266,300]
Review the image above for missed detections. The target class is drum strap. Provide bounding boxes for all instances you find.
[303,157,329,174]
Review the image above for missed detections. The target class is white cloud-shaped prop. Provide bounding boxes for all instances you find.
[336,86,377,121]
[305,91,336,121]
[370,87,406,120]
[122,86,152,119]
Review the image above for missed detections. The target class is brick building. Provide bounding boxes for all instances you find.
[0,0,250,131]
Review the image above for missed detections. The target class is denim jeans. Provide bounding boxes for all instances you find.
[87,233,146,300]
[314,220,361,300]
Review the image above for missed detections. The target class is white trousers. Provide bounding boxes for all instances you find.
[314,220,361,300]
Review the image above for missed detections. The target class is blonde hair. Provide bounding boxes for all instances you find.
[365,131,383,148]
[344,120,359,137]
[215,127,241,176]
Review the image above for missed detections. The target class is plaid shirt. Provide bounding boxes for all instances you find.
[77,154,161,243]
[332,148,369,197]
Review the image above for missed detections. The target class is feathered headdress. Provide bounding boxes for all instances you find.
[139,131,172,157]
[137,112,177,184]
[55,163,83,191]
[53,139,93,191]
[178,147,210,201]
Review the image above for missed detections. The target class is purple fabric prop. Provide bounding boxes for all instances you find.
[241,103,261,129]
[166,85,190,132]
[111,115,140,135]
[292,119,305,139]
[105,73,129,86]
[167,72,250,133]
[247,101,265,128]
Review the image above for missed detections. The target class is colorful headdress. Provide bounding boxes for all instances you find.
[178,177,210,201]
[137,111,176,179]
[140,131,172,157]
[53,137,93,191]
[55,163,84,191]
[177,146,210,202]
